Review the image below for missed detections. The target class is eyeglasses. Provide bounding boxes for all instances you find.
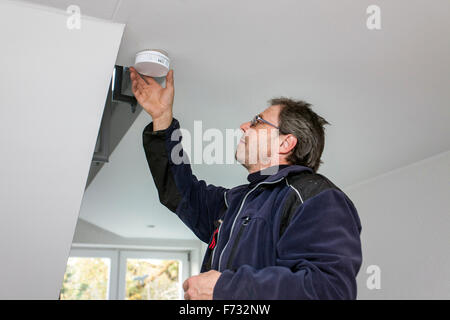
[250,115,279,129]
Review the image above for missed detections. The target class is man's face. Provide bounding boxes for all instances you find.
[235,105,282,170]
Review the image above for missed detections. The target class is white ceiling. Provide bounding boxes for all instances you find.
[23,0,450,239]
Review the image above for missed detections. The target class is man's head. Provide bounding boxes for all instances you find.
[235,97,329,173]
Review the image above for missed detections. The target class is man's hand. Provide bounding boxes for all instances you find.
[129,67,174,131]
[183,270,221,300]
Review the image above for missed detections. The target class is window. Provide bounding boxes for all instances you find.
[60,249,118,300]
[119,251,188,300]
[60,248,189,300]
[60,257,110,300]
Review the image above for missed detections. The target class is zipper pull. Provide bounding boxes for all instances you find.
[213,219,223,229]
[209,227,219,249]
[242,216,250,226]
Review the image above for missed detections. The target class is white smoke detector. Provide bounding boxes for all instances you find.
[134,49,170,77]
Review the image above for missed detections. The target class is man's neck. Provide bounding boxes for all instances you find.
[246,160,291,174]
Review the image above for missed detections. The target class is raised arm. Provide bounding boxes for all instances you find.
[131,68,228,242]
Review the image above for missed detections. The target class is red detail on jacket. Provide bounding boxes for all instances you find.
[209,228,219,249]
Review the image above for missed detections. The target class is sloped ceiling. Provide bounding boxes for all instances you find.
[23,0,450,239]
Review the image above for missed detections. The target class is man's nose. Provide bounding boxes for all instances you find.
[240,121,251,132]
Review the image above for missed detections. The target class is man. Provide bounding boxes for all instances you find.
[130,67,362,300]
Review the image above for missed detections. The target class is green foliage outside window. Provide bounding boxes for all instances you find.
[60,257,109,300]
[126,259,179,300]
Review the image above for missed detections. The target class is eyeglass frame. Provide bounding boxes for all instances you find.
[250,114,280,130]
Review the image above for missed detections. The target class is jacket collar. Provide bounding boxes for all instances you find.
[251,165,313,185]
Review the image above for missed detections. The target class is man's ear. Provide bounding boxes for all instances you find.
[279,134,297,155]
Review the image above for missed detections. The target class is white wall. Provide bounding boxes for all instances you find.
[346,151,450,299]
[0,0,124,299]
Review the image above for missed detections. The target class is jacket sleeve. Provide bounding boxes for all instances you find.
[142,118,228,243]
[213,189,363,299]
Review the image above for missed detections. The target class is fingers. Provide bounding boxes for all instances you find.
[182,278,189,292]
[129,67,140,88]
[129,66,170,90]
[129,66,139,83]
[130,71,141,96]
[140,74,159,86]
[129,67,149,92]
[183,279,191,300]
[135,72,149,92]
[131,81,142,101]
[130,66,158,85]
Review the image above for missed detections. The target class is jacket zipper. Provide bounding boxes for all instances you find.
[226,216,250,270]
[210,191,228,269]
[217,177,285,272]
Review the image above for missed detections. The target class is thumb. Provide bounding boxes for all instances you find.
[166,69,174,89]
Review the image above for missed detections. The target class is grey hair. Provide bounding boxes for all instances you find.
[269,97,330,172]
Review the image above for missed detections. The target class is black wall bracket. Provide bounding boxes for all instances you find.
[92,81,112,163]
[112,65,138,113]
[92,65,139,164]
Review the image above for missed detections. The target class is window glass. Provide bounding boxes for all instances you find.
[60,257,110,300]
[125,259,180,300]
